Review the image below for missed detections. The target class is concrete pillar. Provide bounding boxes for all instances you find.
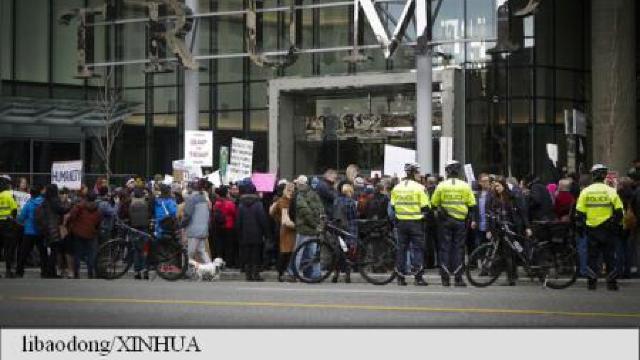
[184,0,199,131]
[591,0,636,173]
[415,0,433,174]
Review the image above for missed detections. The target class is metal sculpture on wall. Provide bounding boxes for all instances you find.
[246,0,298,69]
[60,0,198,77]
[59,5,111,78]
[126,0,198,72]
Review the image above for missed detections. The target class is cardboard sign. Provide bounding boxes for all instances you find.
[206,171,222,188]
[185,130,213,167]
[464,164,476,183]
[383,145,416,177]
[251,173,277,193]
[229,138,254,183]
[51,160,83,190]
[546,143,558,166]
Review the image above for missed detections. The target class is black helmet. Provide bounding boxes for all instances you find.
[404,162,420,173]
[444,160,462,176]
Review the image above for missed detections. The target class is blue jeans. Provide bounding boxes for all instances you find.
[292,234,321,279]
[73,236,97,278]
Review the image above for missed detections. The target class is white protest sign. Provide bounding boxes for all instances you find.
[383,145,416,177]
[185,130,213,167]
[51,160,83,190]
[228,138,254,183]
[12,191,30,211]
[439,137,454,176]
[464,164,476,183]
[206,170,222,188]
[546,143,558,166]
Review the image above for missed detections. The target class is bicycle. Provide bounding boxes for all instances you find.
[465,213,577,289]
[292,218,398,285]
[95,219,188,281]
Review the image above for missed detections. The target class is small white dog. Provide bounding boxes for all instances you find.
[188,258,226,281]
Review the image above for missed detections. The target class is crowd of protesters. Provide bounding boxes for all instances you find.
[0,158,639,289]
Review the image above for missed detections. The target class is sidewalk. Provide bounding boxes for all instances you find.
[8,264,640,284]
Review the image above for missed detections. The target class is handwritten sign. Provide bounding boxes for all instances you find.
[228,138,254,183]
[464,164,476,183]
[185,130,213,167]
[251,173,277,193]
[51,160,83,190]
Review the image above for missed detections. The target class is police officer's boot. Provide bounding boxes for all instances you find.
[441,276,451,287]
[397,276,407,286]
[606,280,619,291]
[587,278,597,290]
[454,276,467,287]
[414,276,428,286]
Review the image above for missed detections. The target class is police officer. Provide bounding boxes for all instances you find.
[0,175,18,278]
[576,164,624,291]
[431,161,477,287]
[390,163,431,286]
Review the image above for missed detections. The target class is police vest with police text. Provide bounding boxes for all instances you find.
[431,178,476,221]
[390,179,430,221]
[576,183,623,228]
[0,190,17,220]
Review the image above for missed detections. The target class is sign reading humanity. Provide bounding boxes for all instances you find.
[185,130,213,167]
[227,138,254,183]
[51,160,83,190]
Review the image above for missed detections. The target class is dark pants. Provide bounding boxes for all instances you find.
[16,234,46,276]
[73,236,98,278]
[395,220,425,277]
[439,216,467,279]
[0,220,18,274]
[586,226,617,282]
[214,228,238,267]
[424,224,438,268]
[241,244,262,271]
[499,240,517,281]
[277,252,292,276]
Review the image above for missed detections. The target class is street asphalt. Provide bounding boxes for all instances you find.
[1,271,639,327]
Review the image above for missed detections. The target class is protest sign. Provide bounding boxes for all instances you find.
[228,138,254,183]
[185,130,213,167]
[51,160,83,190]
[251,173,277,193]
[439,137,454,176]
[546,143,558,166]
[464,164,476,183]
[384,145,416,177]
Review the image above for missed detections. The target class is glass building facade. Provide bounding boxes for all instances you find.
[0,0,636,182]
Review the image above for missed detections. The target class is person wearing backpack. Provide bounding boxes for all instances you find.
[16,185,45,278]
[154,185,178,239]
[128,188,152,279]
[213,186,238,267]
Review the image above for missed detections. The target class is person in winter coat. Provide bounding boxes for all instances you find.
[235,181,270,281]
[16,185,45,278]
[269,182,296,282]
[293,175,325,280]
[332,183,359,283]
[522,175,555,222]
[128,188,152,280]
[315,169,338,218]
[214,186,238,267]
[96,186,117,244]
[68,192,103,279]
[154,185,178,239]
[182,180,212,265]
[486,177,531,286]
[40,184,71,278]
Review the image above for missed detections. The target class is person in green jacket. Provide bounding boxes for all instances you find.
[292,175,325,280]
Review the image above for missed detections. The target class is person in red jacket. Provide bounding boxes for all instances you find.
[213,186,238,267]
[68,192,103,279]
[554,179,576,222]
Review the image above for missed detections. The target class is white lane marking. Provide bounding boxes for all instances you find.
[236,287,469,296]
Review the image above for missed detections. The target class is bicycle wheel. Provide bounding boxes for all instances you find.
[154,238,188,281]
[95,239,132,280]
[292,239,336,283]
[537,244,577,289]
[466,243,503,287]
[358,237,397,285]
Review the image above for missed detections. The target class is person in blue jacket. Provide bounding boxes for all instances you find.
[16,185,45,278]
[154,184,178,239]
